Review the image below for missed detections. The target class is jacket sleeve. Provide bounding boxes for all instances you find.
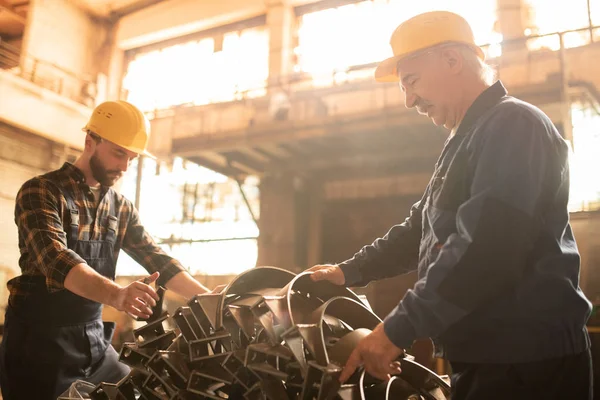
[122,203,186,288]
[14,178,87,292]
[338,193,426,287]
[382,107,553,349]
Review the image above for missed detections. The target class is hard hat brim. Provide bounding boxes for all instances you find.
[374,56,402,83]
[374,43,486,83]
[120,144,156,160]
[84,128,157,160]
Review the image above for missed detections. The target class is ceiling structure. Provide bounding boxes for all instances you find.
[161,102,447,181]
[0,0,27,38]
[70,0,167,18]
[0,0,168,38]
[150,78,585,181]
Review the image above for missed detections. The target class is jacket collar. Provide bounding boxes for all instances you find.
[455,80,508,137]
[60,162,87,184]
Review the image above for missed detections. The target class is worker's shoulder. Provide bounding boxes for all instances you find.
[488,96,555,128]
[17,168,63,196]
[476,96,562,145]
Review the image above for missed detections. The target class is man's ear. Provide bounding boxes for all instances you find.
[84,132,97,152]
[441,48,463,74]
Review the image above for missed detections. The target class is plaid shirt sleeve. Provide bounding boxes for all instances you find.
[122,204,186,287]
[14,178,87,292]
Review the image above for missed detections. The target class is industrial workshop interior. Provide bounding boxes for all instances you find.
[0,0,599,398]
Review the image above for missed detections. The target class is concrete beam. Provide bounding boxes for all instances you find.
[187,155,245,177]
[110,0,167,19]
[0,0,26,24]
[170,107,424,154]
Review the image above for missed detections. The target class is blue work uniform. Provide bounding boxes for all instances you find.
[339,81,593,398]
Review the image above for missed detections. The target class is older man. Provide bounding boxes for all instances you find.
[309,11,593,399]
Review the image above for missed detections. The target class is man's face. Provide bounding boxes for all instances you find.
[396,48,459,129]
[89,138,138,186]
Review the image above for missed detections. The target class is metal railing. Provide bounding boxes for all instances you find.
[0,38,97,107]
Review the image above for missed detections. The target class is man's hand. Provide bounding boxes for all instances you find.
[112,272,160,319]
[339,323,404,383]
[306,264,345,285]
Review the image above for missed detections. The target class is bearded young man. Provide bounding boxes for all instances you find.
[0,100,215,399]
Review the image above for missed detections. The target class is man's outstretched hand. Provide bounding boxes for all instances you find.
[306,264,346,286]
[113,271,160,320]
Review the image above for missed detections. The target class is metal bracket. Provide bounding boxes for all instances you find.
[99,267,451,399]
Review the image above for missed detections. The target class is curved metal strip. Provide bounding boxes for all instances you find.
[399,358,452,397]
[283,273,365,329]
[218,267,296,326]
[306,297,381,367]
[326,328,371,368]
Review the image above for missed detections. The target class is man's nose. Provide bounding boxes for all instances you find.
[119,158,129,173]
[404,90,418,109]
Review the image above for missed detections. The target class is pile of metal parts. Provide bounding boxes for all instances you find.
[88,267,451,399]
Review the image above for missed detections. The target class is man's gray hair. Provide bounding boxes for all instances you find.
[455,44,496,86]
[397,42,497,86]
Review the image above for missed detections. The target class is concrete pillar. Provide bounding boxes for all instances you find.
[256,172,298,271]
[496,0,528,53]
[265,0,294,89]
[97,20,130,103]
[106,41,126,102]
[95,20,120,104]
[306,180,324,267]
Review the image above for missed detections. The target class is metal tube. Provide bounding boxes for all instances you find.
[588,0,594,42]
[558,33,573,147]
[135,155,144,210]
[235,177,258,226]
[158,236,258,245]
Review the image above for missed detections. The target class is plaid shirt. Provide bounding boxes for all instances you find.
[8,162,185,306]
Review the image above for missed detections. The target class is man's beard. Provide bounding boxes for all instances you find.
[90,153,121,186]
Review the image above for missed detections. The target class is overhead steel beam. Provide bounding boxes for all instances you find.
[233,176,258,226]
[187,156,244,178]
[236,147,273,164]
[170,109,427,155]
[110,0,167,19]
[0,0,26,24]
[222,151,265,174]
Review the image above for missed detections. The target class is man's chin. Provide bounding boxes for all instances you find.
[431,115,456,131]
[101,177,120,187]
[429,115,446,127]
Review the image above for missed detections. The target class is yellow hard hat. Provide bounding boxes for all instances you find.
[375,11,485,83]
[83,100,155,159]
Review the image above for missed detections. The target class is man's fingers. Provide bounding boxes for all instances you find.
[132,287,156,308]
[363,359,401,382]
[139,272,160,286]
[339,348,362,383]
[378,361,401,380]
[310,269,327,281]
[145,271,160,284]
[363,363,391,382]
[135,282,159,302]
[130,297,153,315]
[390,361,402,374]
[127,304,150,320]
[139,290,157,308]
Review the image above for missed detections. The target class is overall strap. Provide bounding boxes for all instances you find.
[63,190,80,247]
[105,189,118,244]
